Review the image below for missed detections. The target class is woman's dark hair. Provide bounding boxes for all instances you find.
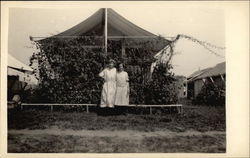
[117,62,125,71]
[108,59,115,64]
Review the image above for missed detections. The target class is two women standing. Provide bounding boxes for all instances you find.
[99,59,129,108]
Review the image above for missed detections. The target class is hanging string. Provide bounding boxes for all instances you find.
[170,34,225,58]
[178,34,225,49]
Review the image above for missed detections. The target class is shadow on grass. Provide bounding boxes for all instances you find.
[8,133,226,153]
[8,105,225,132]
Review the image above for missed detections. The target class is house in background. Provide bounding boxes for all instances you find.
[174,75,188,99]
[187,62,225,99]
[8,54,38,101]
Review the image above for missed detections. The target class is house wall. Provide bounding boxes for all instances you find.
[174,76,187,99]
[193,74,225,97]
[194,79,204,97]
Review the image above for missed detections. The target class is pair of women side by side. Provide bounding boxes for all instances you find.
[99,59,129,109]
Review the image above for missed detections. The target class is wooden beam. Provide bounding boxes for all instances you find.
[108,36,157,39]
[21,103,182,107]
[31,36,104,40]
[220,74,225,82]
[20,103,183,114]
[21,103,96,106]
[30,36,158,40]
[209,77,214,83]
[209,76,216,86]
[104,8,108,54]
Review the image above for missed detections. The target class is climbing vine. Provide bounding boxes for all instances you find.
[28,33,225,105]
[29,36,178,104]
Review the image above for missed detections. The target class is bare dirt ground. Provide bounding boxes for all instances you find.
[8,105,226,153]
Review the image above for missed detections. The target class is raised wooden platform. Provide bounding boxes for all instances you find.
[20,103,183,114]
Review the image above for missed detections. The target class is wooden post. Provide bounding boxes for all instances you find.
[86,105,89,113]
[149,107,152,115]
[21,105,23,110]
[50,105,53,112]
[104,8,108,55]
[121,39,125,58]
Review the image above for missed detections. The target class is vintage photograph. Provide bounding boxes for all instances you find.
[6,5,227,153]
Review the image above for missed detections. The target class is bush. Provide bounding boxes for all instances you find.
[30,36,177,104]
[144,64,178,104]
[193,81,225,106]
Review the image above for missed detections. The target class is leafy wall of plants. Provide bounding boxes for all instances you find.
[30,36,178,104]
[193,80,225,106]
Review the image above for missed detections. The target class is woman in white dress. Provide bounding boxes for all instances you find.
[115,63,129,106]
[99,59,117,108]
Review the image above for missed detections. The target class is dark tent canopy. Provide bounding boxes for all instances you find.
[49,8,157,38]
[31,8,175,104]
[36,8,170,57]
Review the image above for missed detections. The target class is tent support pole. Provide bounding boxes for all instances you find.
[104,8,108,55]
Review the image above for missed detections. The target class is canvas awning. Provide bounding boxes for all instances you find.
[8,54,33,72]
[56,8,156,38]
[38,8,161,41]
[8,54,38,85]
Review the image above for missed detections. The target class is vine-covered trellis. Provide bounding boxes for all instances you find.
[29,35,179,104]
[28,32,225,105]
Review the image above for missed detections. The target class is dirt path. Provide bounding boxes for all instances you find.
[8,126,225,139]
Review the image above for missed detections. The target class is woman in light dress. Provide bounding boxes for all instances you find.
[115,63,129,106]
[99,59,117,108]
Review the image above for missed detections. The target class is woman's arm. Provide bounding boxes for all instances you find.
[126,72,129,97]
[126,72,129,82]
[99,69,105,78]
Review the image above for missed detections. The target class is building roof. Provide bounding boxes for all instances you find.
[188,62,225,82]
[8,54,33,72]
[41,8,158,40]
[37,8,170,53]
[187,68,211,81]
[8,54,38,85]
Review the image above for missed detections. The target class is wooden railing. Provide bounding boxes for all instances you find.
[20,103,183,114]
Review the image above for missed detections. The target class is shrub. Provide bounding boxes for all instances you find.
[30,36,177,104]
[144,63,178,104]
[193,81,225,106]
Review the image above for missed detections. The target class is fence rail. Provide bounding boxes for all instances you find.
[20,103,183,114]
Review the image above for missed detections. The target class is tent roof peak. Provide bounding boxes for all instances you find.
[38,8,158,41]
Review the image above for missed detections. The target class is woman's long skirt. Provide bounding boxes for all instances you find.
[100,81,116,108]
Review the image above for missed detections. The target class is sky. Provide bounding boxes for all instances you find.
[8,4,225,77]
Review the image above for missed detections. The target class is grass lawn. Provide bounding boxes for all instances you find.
[8,105,226,153]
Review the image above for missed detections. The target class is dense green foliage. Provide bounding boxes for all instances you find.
[193,81,225,106]
[29,36,178,104]
[144,64,178,104]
